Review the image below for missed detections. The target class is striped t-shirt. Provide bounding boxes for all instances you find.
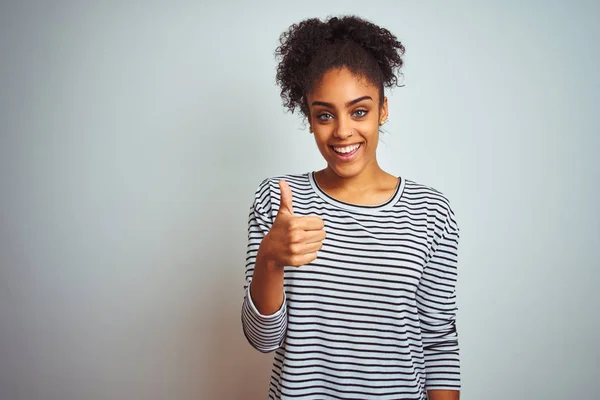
[242,172,460,400]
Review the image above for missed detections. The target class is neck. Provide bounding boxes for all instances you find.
[320,160,387,191]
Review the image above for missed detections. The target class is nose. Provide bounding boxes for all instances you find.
[333,115,354,139]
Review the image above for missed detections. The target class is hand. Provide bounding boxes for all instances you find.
[260,180,326,268]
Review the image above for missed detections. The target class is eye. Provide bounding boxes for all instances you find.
[317,112,334,121]
[352,109,368,118]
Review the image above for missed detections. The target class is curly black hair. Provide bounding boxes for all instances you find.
[275,15,405,117]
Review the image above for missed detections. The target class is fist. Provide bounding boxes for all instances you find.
[260,180,326,268]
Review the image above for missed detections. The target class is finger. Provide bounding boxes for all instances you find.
[289,252,318,267]
[302,229,326,244]
[278,180,294,216]
[289,240,323,255]
[292,216,325,231]
[302,241,323,253]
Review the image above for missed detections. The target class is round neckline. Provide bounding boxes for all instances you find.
[308,171,405,213]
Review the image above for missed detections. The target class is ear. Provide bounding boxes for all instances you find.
[379,96,389,125]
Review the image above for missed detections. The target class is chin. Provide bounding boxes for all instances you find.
[328,162,365,179]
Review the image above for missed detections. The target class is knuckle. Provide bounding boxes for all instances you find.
[288,218,299,230]
[290,231,303,243]
[286,230,295,243]
[289,243,300,255]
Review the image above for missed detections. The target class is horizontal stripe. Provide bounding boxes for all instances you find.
[242,173,460,399]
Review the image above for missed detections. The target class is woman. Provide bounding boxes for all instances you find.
[242,15,461,400]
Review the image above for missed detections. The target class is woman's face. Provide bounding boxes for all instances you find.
[306,67,388,179]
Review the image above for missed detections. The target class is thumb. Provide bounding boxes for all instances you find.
[278,180,294,215]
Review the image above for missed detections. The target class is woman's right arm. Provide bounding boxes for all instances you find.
[241,179,288,353]
[250,239,285,315]
[241,179,325,353]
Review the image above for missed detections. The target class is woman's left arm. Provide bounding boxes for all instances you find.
[417,203,461,398]
[427,390,460,400]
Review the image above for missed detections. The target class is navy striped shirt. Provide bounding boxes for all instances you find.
[242,172,460,399]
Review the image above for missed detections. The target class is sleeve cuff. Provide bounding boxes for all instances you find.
[246,283,287,319]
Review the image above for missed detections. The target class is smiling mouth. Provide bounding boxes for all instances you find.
[330,143,362,159]
[331,143,362,155]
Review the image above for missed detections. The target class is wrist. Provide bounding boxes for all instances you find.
[257,236,284,271]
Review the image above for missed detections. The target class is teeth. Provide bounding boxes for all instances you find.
[333,144,361,154]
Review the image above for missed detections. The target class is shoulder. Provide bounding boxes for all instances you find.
[260,173,310,187]
[255,173,311,194]
[402,178,458,230]
[403,179,452,208]
[252,172,311,206]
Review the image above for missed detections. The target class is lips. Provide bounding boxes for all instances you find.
[330,143,362,160]
[332,143,361,154]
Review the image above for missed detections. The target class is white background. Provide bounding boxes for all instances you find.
[1,1,598,399]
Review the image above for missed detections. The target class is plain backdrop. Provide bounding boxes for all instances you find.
[1,1,598,399]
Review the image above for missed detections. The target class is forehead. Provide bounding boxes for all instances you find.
[308,67,378,102]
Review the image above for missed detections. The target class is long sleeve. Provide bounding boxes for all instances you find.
[241,179,288,353]
[416,205,461,391]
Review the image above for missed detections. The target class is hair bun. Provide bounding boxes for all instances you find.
[276,15,405,117]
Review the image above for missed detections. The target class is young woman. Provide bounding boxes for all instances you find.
[242,16,461,400]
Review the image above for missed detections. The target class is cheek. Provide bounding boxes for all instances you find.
[358,117,379,134]
[312,132,329,151]
[360,125,380,144]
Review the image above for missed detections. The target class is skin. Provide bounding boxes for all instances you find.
[250,66,459,400]
[306,67,398,200]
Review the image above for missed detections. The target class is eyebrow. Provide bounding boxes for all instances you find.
[311,95,373,109]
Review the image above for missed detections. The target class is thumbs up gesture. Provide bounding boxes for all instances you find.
[261,180,326,268]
